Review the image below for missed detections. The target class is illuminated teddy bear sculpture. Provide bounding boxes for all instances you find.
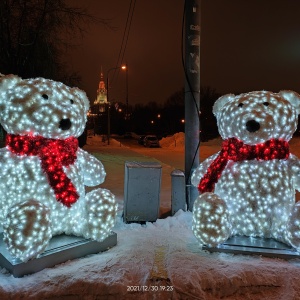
[0,74,117,262]
[192,90,300,250]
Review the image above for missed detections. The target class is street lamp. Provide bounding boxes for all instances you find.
[124,63,129,122]
[106,65,126,145]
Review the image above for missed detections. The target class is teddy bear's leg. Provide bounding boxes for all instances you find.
[3,199,52,262]
[192,192,232,247]
[80,188,117,241]
[285,202,300,251]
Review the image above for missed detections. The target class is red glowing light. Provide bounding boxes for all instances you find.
[198,137,290,193]
[6,134,79,207]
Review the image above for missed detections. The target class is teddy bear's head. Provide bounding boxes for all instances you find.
[213,90,300,145]
[0,75,89,139]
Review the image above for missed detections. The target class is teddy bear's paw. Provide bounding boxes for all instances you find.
[285,202,300,251]
[192,192,232,247]
[84,188,117,241]
[3,200,52,262]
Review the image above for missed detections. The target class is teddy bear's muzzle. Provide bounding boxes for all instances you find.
[59,118,72,130]
[246,119,260,133]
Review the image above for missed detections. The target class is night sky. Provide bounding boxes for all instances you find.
[68,0,300,106]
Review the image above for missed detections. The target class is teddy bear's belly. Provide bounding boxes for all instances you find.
[215,160,294,237]
[0,151,85,225]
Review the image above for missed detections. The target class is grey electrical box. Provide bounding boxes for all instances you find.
[124,161,162,223]
[171,169,186,215]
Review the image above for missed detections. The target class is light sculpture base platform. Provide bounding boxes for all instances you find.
[0,232,117,277]
[203,235,300,259]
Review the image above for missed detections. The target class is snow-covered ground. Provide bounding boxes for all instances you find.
[2,134,300,299]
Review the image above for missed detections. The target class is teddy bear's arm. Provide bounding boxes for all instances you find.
[191,152,220,187]
[76,148,106,186]
[289,153,300,191]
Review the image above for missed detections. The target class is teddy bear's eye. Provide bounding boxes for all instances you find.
[238,103,244,108]
[263,102,269,106]
[42,94,48,99]
[70,99,74,104]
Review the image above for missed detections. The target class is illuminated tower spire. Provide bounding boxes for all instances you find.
[94,67,107,105]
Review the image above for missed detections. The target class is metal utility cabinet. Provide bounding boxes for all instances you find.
[124,161,162,223]
[171,169,186,215]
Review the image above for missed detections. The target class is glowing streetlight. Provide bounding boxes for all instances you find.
[124,63,129,122]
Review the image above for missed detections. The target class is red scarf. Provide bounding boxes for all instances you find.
[198,137,290,193]
[6,134,79,207]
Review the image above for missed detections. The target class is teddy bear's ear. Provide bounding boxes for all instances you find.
[0,74,21,90]
[72,87,90,111]
[0,74,22,109]
[279,90,300,114]
[212,94,235,116]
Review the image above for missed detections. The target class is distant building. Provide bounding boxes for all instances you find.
[88,70,109,135]
[93,71,107,113]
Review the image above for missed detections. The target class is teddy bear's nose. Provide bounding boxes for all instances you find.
[246,119,260,132]
[59,118,71,130]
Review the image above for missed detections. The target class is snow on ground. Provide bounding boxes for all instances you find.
[160,132,185,149]
[2,134,300,299]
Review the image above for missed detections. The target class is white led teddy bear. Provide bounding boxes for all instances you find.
[192,90,300,251]
[0,74,117,262]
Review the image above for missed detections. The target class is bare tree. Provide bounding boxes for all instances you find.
[0,0,108,85]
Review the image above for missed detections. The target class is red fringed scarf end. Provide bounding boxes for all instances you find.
[6,134,79,207]
[198,137,290,194]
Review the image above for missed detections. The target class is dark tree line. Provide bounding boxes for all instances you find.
[107,86,221,141]
[0,0,105,86]
[200,86,221,141]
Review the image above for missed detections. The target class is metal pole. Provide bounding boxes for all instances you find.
[107,102,110,145]
[106,67,118,145]
[125,62,129,123]
[106,74,112,145]
[106,65,127,142]
[184,0,200,211]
